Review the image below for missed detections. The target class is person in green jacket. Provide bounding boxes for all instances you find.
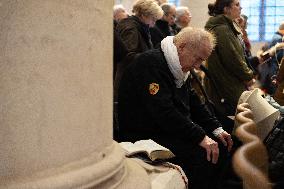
[204,0,254,132]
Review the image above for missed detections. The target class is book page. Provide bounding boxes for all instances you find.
[119,140,175,161]
[119,142,146,155]
[134,139,171,154]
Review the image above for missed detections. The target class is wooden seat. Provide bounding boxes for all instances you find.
[233,103,272,189]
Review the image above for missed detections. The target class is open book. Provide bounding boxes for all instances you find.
[119,139,175,161]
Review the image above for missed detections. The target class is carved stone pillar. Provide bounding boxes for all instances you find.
[0,1,150,188]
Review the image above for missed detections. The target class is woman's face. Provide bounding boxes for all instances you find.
[225,0,242,20]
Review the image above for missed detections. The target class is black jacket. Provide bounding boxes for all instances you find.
[150,19,175,47]
[265,117,284,188]
[118,48,222,158]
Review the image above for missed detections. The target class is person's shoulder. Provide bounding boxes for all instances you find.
[134,49,165,68]
[116,16,139,30]
[205,15,232,31]
[139,49,164,61]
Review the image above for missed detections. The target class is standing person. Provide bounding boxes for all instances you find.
[174,6,192,33]
[113,4,129,25]
[236,15,251,56]
[204,0,254,132]
[236,15,260,76]
[116,0,163,59]
[115,0,163,140]
[115,0,163,97]
[118,27,233,189]
[150,3,177,47]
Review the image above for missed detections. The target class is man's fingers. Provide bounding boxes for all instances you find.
[206,147,211,162]
[211,144,219,164]
[227,138,233,152]
[225,134,233,152]
[220,137,227,147]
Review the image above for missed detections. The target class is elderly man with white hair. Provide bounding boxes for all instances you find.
[118,27,233,189]
[113,4,128,23]
[174,6,192,33]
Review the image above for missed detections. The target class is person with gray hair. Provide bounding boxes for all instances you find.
[174,6,192,32]
[113,4,128,23]
[118,27,233,189]
[150,3,177,47]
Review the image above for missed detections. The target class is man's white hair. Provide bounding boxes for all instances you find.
[113,4,126,16]
[176,6,191,20]
[174,27,216,51]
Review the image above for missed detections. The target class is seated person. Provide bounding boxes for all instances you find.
[258,23,284,95]
[118,27,233,189]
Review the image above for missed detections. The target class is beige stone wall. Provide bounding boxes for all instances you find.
[0,0,114,187]
[180,0,211,28]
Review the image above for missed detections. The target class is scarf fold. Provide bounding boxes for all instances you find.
[161,36,189,88]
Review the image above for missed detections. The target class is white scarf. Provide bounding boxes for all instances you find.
[161,36,189,88]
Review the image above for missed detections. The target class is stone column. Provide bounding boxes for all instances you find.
[0,1,150,188]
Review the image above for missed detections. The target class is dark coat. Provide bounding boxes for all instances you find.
[264,117,284,188]
[150,19,176,47]
[115,16,153,101]
[274,58,284,105]
[204,15,254,116]
[113,29,128,79]
[116,16,153,56]
[118,48,223,158]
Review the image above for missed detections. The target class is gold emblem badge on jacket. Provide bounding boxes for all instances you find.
[149,83,159,95]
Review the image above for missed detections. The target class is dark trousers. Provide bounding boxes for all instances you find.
[170,141,231,189]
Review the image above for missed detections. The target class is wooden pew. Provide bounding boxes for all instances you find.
[233,103,272,189]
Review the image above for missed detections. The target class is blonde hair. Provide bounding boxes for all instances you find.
[132,0,163,20]
[174,27,216,51]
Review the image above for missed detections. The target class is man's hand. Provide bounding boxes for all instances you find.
[199,135,219,164]
[217,131,233,152]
